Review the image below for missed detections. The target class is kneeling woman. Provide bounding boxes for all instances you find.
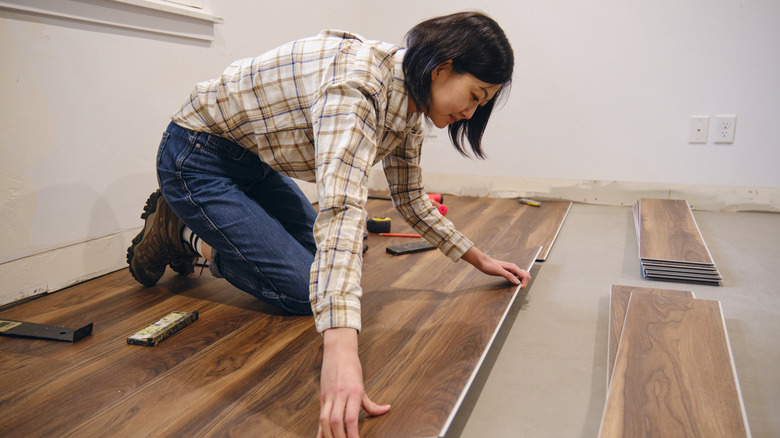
[127,11,530,437]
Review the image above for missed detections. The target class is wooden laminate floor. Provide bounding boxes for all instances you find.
[0,196,569,437]
[601,290,749,437]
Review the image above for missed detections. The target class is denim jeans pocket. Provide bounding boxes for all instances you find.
[181,133,268,183]
[201,134,249,161]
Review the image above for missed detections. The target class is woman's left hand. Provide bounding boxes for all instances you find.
[460,246,531,288]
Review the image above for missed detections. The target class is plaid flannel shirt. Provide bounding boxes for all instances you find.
[172,30,473,332]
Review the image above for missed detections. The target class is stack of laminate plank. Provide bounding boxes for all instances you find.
[633,198,722,285]
[600,285,750,437]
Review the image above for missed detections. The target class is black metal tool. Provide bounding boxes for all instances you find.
[386,240,436,255]
[0,318,93,342]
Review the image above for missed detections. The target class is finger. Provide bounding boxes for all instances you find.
[499,264,522,285]
[502,262,523,276]
[329,395,347,438]
[519,270,532,287]
[505,270,521,285]
[344,393,362,437]
[362,393,392,417]
[319,398,335,438]
[505,263,531,285]
[317,424,324,438]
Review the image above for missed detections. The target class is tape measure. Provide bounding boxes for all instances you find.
[367,217,392,233]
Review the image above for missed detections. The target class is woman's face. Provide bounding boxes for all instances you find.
[426,61,501,128]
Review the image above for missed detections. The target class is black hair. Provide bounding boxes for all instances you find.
[403,11,514,158]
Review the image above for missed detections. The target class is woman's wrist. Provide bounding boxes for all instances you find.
[323,327,359,352]
[460,246,485,267]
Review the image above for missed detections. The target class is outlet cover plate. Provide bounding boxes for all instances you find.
[689,116,709,143]
[714,114,737,144]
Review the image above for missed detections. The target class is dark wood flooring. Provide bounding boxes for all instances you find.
[0,196,571,437]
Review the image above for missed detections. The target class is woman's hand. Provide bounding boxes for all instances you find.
[318,327,391,438]
[461,246,532,288]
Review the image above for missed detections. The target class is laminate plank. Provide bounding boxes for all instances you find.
[638,267,722,285]
[381,198,522,291]
[62,311,316,437]
[636,198,716,265]
[607,285,694,388]
[640,260,720,271]
[516,200,572,261]
[363,195,570,262]
[359,246,541,437]
[600,292,750,437]
[355,197,541,436]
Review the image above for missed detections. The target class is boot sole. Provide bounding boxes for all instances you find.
[126,190,163,286]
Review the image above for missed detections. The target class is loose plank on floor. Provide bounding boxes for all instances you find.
[600,292,750,438]
[636,198,717,265]
[607,285,694,388]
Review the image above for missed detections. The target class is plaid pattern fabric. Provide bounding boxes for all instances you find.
[172,30,473,332]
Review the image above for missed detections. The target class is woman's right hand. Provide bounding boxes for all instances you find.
[317,327,391,438]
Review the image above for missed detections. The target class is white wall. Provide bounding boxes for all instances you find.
[1,0,778,304]
[360,0,780,191]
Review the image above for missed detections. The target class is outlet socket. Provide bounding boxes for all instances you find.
[714,114,737,143]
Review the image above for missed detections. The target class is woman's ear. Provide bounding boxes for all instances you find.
[431,60,454,81]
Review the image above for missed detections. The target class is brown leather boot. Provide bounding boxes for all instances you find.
[126,190,198,286]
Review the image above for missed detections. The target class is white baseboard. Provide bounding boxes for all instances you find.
[368,172,780,213]
[0,228,138,307]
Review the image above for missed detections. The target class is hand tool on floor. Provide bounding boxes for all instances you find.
[367,217,392,233]
[0,318,93,342]
[386,241,436,255]
[127,310,198,346]
[518,198,541,207]
[427,193,448,215]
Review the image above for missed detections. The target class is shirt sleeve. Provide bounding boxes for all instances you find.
[382,131,474,262]
[309,80,380,334]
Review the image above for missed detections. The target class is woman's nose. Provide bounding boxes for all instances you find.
[461,102,478,119]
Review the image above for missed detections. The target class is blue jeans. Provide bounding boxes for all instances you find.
[156,121,316,315]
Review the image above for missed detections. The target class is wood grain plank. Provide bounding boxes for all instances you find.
[516,200,572,261]
[600,292,750,438]
[359,246,541,437]
[607,285,694,388]
[637,198,716,265]
[62,313,316,437]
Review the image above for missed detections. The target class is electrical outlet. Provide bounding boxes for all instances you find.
[689,116,709,143]
[714,114,737,143]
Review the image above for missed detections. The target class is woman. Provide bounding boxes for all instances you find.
[127,11,530,437]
